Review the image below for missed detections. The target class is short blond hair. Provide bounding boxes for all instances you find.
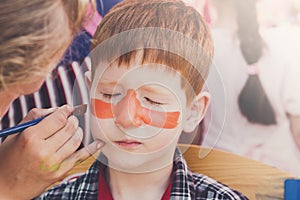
[91,0,214,103]
[0,0,90,90]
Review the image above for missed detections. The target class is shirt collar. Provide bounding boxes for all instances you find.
[97,159,174,200]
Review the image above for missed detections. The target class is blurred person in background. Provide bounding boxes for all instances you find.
[201,0,300,176]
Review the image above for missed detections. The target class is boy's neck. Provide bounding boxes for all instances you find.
[107,164,173,200]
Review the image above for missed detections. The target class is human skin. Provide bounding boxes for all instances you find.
[86,61,210,199]
[0,3,104,199]
[0,79,104,200]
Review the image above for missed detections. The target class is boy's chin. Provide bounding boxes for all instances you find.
[100,147,174,173]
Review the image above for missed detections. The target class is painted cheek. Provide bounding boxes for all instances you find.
[90,90,180,129]
[90,99,112,118]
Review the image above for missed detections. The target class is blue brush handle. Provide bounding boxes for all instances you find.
[0,104,87,138]
[0,116,46,138]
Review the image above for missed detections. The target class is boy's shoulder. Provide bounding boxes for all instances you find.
[190,172,249,199]
[173,148,249,200]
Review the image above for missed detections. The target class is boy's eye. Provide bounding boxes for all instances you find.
[144,97,164,106]
[101,93,121,100]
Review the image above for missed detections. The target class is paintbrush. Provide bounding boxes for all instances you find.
[0,104,87,138]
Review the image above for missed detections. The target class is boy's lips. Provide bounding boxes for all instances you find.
[114,139,142,149]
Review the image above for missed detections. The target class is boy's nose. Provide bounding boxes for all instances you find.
[113,89,151,128]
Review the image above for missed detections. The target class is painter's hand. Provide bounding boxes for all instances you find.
[0,105,104,200]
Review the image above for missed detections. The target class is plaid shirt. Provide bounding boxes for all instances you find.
[35,148,248,200]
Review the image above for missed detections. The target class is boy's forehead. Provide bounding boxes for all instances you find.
[95,62,179,84]
[93,62,188,97]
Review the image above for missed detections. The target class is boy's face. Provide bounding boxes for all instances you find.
[88,61,208,173]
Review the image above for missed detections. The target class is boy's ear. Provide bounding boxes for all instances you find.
[85,71,92,90]
[183,91,210,133]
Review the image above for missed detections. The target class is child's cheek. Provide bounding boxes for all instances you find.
[90,115,112,142]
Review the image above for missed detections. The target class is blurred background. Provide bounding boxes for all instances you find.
[180,0,300,177]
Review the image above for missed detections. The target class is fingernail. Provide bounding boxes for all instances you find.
[47,107,57,112]
[65,104,72,112]
[69,115,79,126]
[96,141,104,149]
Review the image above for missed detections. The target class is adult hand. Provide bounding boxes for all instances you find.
[0,105,104,200]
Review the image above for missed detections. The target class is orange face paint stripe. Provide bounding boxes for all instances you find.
[91,99,113,118]
[90,98,180,129]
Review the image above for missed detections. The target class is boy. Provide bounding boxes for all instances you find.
[37,0,248,199]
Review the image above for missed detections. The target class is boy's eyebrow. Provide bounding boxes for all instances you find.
[97,81,118,87]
